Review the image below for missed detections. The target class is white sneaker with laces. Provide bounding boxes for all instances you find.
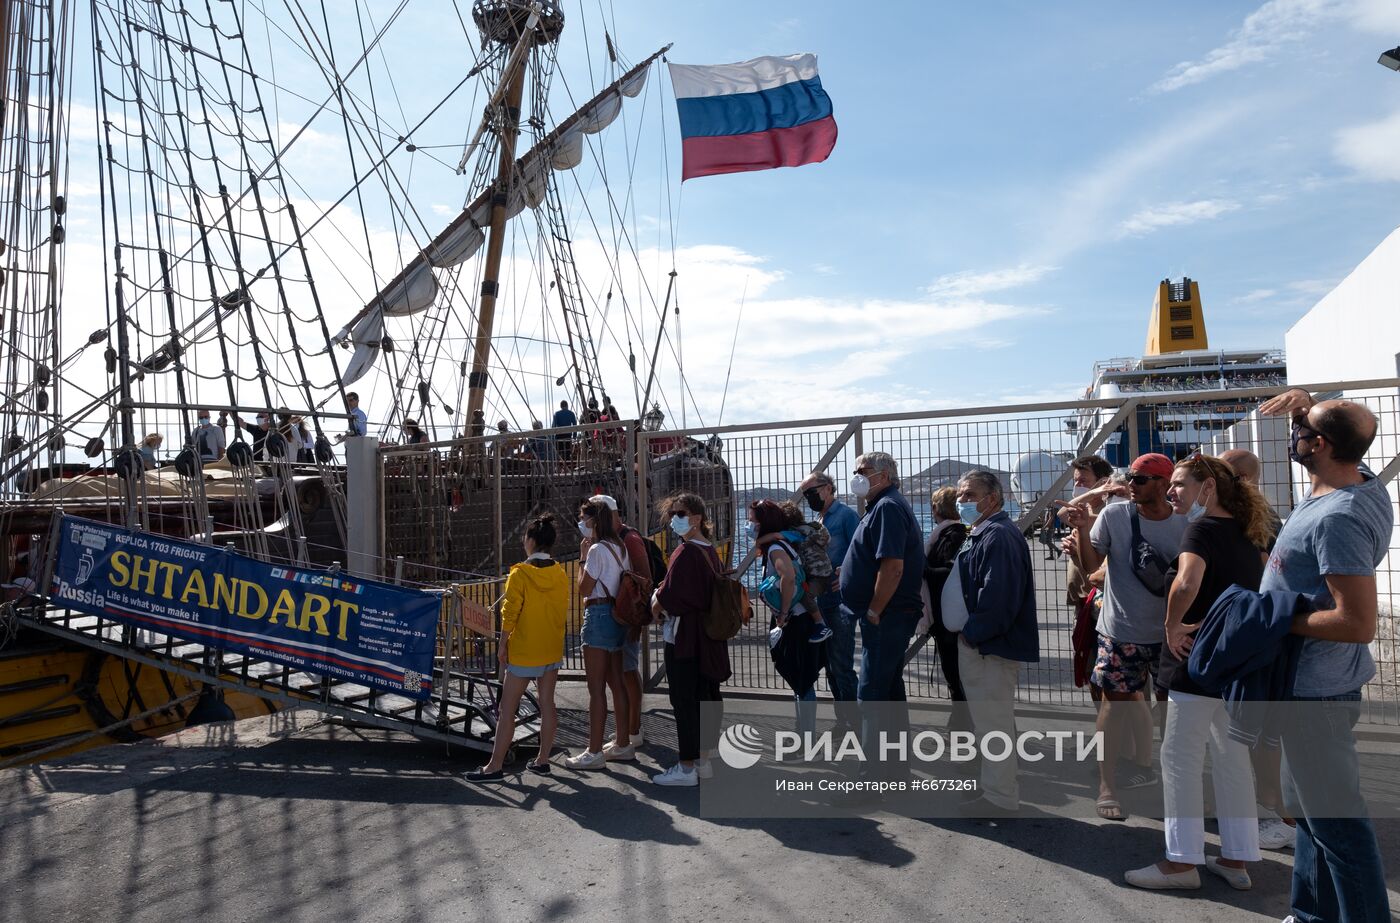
[694,758,714,779]
[603,742,636,761]
[1258,817,1295,850]
[653,764,698,786]
[565,750,606,770]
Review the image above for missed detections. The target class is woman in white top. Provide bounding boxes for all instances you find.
[564,498,634,770]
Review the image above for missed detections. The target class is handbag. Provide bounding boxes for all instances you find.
[1128,507,1172,597]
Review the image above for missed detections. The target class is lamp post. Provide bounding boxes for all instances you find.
[1379,46,1400,71]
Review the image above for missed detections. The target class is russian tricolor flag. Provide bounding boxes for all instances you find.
[668,53,837,181]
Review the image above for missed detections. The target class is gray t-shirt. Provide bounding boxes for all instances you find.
[1260,471,1393,697]
[1090,502,1188,645]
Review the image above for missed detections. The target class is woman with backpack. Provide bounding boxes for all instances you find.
[465,514,568,782]
[564,498,634,770]
[750,499,827,736]
[918,486,971,732]
[651,492,731,786]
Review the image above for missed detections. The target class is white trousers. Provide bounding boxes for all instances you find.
[958,644,1021,810]
[1162,690,1261,864]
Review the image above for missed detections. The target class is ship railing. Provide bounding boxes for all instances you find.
[355,378,1400,723]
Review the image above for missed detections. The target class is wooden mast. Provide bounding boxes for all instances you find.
[464,59,529,428]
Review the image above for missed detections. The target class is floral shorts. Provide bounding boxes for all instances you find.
[1090,633,1161,694]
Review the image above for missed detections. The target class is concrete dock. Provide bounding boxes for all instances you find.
[3,691,1398,923]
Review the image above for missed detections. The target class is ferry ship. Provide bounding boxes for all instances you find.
[1067,278,1287,465]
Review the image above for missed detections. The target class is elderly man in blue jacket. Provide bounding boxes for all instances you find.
[950,469,1039,814]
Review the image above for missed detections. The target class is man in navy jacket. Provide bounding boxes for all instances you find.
[954,469,1039,813]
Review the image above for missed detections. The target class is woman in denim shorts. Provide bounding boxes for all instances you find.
[565,498,633,769]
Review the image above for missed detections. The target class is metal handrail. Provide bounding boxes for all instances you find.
[637,377,1400,440]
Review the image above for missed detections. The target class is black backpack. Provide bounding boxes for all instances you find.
[621,526,669,585]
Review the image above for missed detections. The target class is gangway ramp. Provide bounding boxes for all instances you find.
[16,601,540,754]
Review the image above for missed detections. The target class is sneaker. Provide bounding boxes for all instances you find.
[564,750,606,770]
[809,624,833,644]
[1205,857,1252,891]
[632,729,646,748]
[1258,817,1295,851]
[694,758,714,779]
[464,767,505,783]
[653,764,698,786]
[1124,863,1201,890]
[1117,764,1159,789]
[603,742,636,761]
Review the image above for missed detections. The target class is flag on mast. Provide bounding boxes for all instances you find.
[668,53,837,181]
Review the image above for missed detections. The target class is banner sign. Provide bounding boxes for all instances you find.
[48,515,439,700]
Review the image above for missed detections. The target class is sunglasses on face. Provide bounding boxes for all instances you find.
[1124,473,1162,486]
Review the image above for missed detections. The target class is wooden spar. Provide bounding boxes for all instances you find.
[464,60,529,425]
[337,43,672,339]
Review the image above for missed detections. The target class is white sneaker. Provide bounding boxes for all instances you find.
[1205,857,1252,891]
[1124,863,1201,890]
[632,729,646,747]
[694,758,714,779]
[565,750,606,770]
[1258,817,1295,851]
[602,742,636,761]
[653,764,698,786]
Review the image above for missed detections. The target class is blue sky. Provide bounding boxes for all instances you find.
[604,0,1400,421]
[56,0,1400,434]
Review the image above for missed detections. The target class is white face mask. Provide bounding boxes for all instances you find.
[1071,485,1088,498]
[849,473,871,499]
[577,520,593,539]
[1186,486,1212,523]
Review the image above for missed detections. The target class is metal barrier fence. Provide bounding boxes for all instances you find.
[377,379,1400,722]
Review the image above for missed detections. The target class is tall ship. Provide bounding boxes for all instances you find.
[1068,277,1287,465]
[0,0,730,762]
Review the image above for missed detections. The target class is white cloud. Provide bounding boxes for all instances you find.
[924,264,1055,298]
[1334,107,1400,182]
[1150,0,1400,94]
[1116,199,1241,238]
[1234,288,1278,303]
[1150,0,1341,94]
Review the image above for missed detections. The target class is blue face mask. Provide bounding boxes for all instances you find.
[957,501,981,526]
[745,521,759,540]
[670,514,691,536]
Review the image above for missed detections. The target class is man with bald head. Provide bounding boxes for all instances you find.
[1257,387,1392,921]
[1219,448,1283,552]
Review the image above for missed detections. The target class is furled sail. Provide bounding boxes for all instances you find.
[334,45,668,386]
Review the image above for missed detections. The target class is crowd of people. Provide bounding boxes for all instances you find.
[463,385,1391,922]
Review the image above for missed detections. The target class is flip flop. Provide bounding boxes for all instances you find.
[1096,797,1126,821]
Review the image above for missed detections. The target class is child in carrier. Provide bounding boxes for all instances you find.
[748,499,832,644]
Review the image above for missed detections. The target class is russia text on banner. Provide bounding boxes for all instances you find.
[668,53,837,181]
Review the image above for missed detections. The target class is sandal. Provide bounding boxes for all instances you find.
[1096,797,1126,821]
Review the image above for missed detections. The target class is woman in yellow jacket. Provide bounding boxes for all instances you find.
[466,514,569,781]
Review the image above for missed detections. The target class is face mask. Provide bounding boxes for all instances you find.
[849,474,871,499]
[577,520,593,539]
[198,418,210,426]
[670,514,691,537]
[1071,485,1088,498]
[803,488,825,513]
[745,521,759,540]
[1186,486,1213,522]
[1289,422,1317,469]
[957,501,981,526]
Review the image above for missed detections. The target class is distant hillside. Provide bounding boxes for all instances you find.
[904,458,1012,493]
